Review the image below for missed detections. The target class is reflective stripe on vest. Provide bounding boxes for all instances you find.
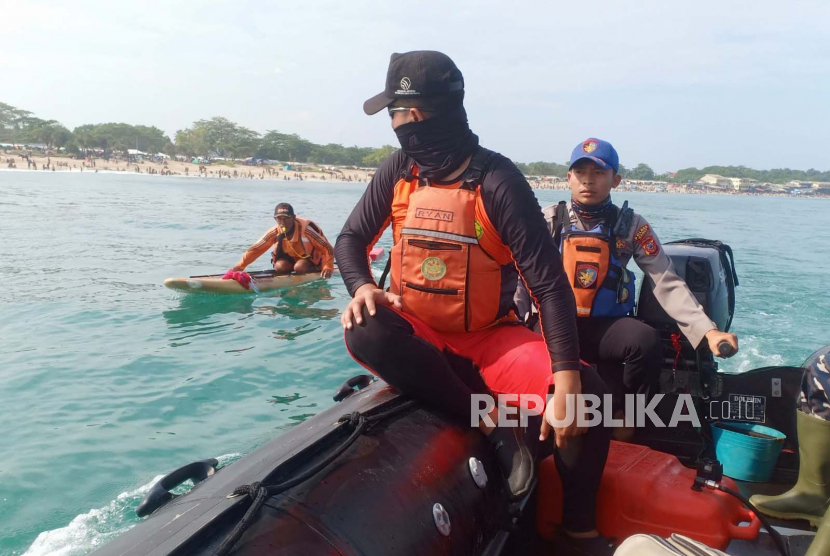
[399,227,479,244]
[560,223,636,318]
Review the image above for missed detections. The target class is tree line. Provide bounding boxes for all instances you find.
[516,160,830,184]
[516,161,658,180]
[2,101,828,181]
[0,102,396,168]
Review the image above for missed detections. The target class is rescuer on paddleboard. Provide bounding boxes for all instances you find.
[515,138,739,440]
[335,51,614,553]
[231,203,334,279]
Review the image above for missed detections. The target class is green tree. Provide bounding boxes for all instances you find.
[64,140,80,155]
[256,131,314,161]
[160,141,176,157]
[516,161,569,177]
[9,117,73,148]
[39,122,73,149]
[307,143,374,165]
[175,117,259,158]
[309,143,346,164]
[343,145,374,166]
[72,123,170,153]
[174,126,208,158]
[626,163,655,180]
[11,117,50,144]
[672,168,705,183]
[0,102,33,140]
[363,145,396,167]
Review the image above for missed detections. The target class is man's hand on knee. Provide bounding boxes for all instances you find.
[341,283,402,330]
[541,370,587,449]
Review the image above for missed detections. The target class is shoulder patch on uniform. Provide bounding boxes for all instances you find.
[474,220,484,240]
[633,223,651,242]
[640,235,659,256]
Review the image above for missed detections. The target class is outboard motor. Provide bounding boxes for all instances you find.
[635,239,804,477]
[637,239,738,333]
[636,239,739,402]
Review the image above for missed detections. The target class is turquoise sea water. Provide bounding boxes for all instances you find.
[1,171,828,555]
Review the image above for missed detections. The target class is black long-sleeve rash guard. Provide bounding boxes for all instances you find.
[335,148,581,373]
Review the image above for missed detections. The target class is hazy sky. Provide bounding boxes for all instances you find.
[2,0,828,172]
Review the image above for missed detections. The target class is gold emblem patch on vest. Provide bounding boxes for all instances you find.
[575,262,599,289]
[474,220,484,240]
[421,257,448,281]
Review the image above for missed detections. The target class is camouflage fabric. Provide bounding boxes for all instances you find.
[800,346,830,421]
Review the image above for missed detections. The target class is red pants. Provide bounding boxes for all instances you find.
[347,306,556,403]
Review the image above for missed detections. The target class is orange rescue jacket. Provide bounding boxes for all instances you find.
[388,150,515,332]
[235,217,334,272]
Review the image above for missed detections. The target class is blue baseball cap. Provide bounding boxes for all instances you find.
[569,138,619,174]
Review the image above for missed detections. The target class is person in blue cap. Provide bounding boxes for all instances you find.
[516,138,739,439]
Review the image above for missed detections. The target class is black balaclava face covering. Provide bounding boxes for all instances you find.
[394,105,479,180]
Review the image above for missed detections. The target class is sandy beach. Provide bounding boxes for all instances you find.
[3,151,827,198]
[1,152,375,183]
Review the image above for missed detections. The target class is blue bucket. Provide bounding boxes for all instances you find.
[711,422,787,482]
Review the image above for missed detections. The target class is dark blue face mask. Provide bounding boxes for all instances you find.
[394,105,479,180]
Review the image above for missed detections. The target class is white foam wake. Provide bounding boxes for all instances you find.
[24,453,242,556]
[23,475,162,556]
[721,334,786,374]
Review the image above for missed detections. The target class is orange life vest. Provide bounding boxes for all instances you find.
[388,149,514,333]
[274,217,324,267]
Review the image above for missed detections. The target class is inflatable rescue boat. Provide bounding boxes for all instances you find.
[93,240,820,555]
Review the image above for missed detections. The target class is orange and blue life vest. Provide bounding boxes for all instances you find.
[553,201,636,318]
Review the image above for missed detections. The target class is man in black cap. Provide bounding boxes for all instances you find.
[335,51,613,552]
[231,203,334,278]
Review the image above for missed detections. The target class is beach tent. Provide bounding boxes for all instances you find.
[245,158,273,166]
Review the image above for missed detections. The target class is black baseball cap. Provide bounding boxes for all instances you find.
[363,51,465,115]
[274,203,294,217]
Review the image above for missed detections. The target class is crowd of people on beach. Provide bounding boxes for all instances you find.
[4,148,818,197]
[1,148,374,184]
